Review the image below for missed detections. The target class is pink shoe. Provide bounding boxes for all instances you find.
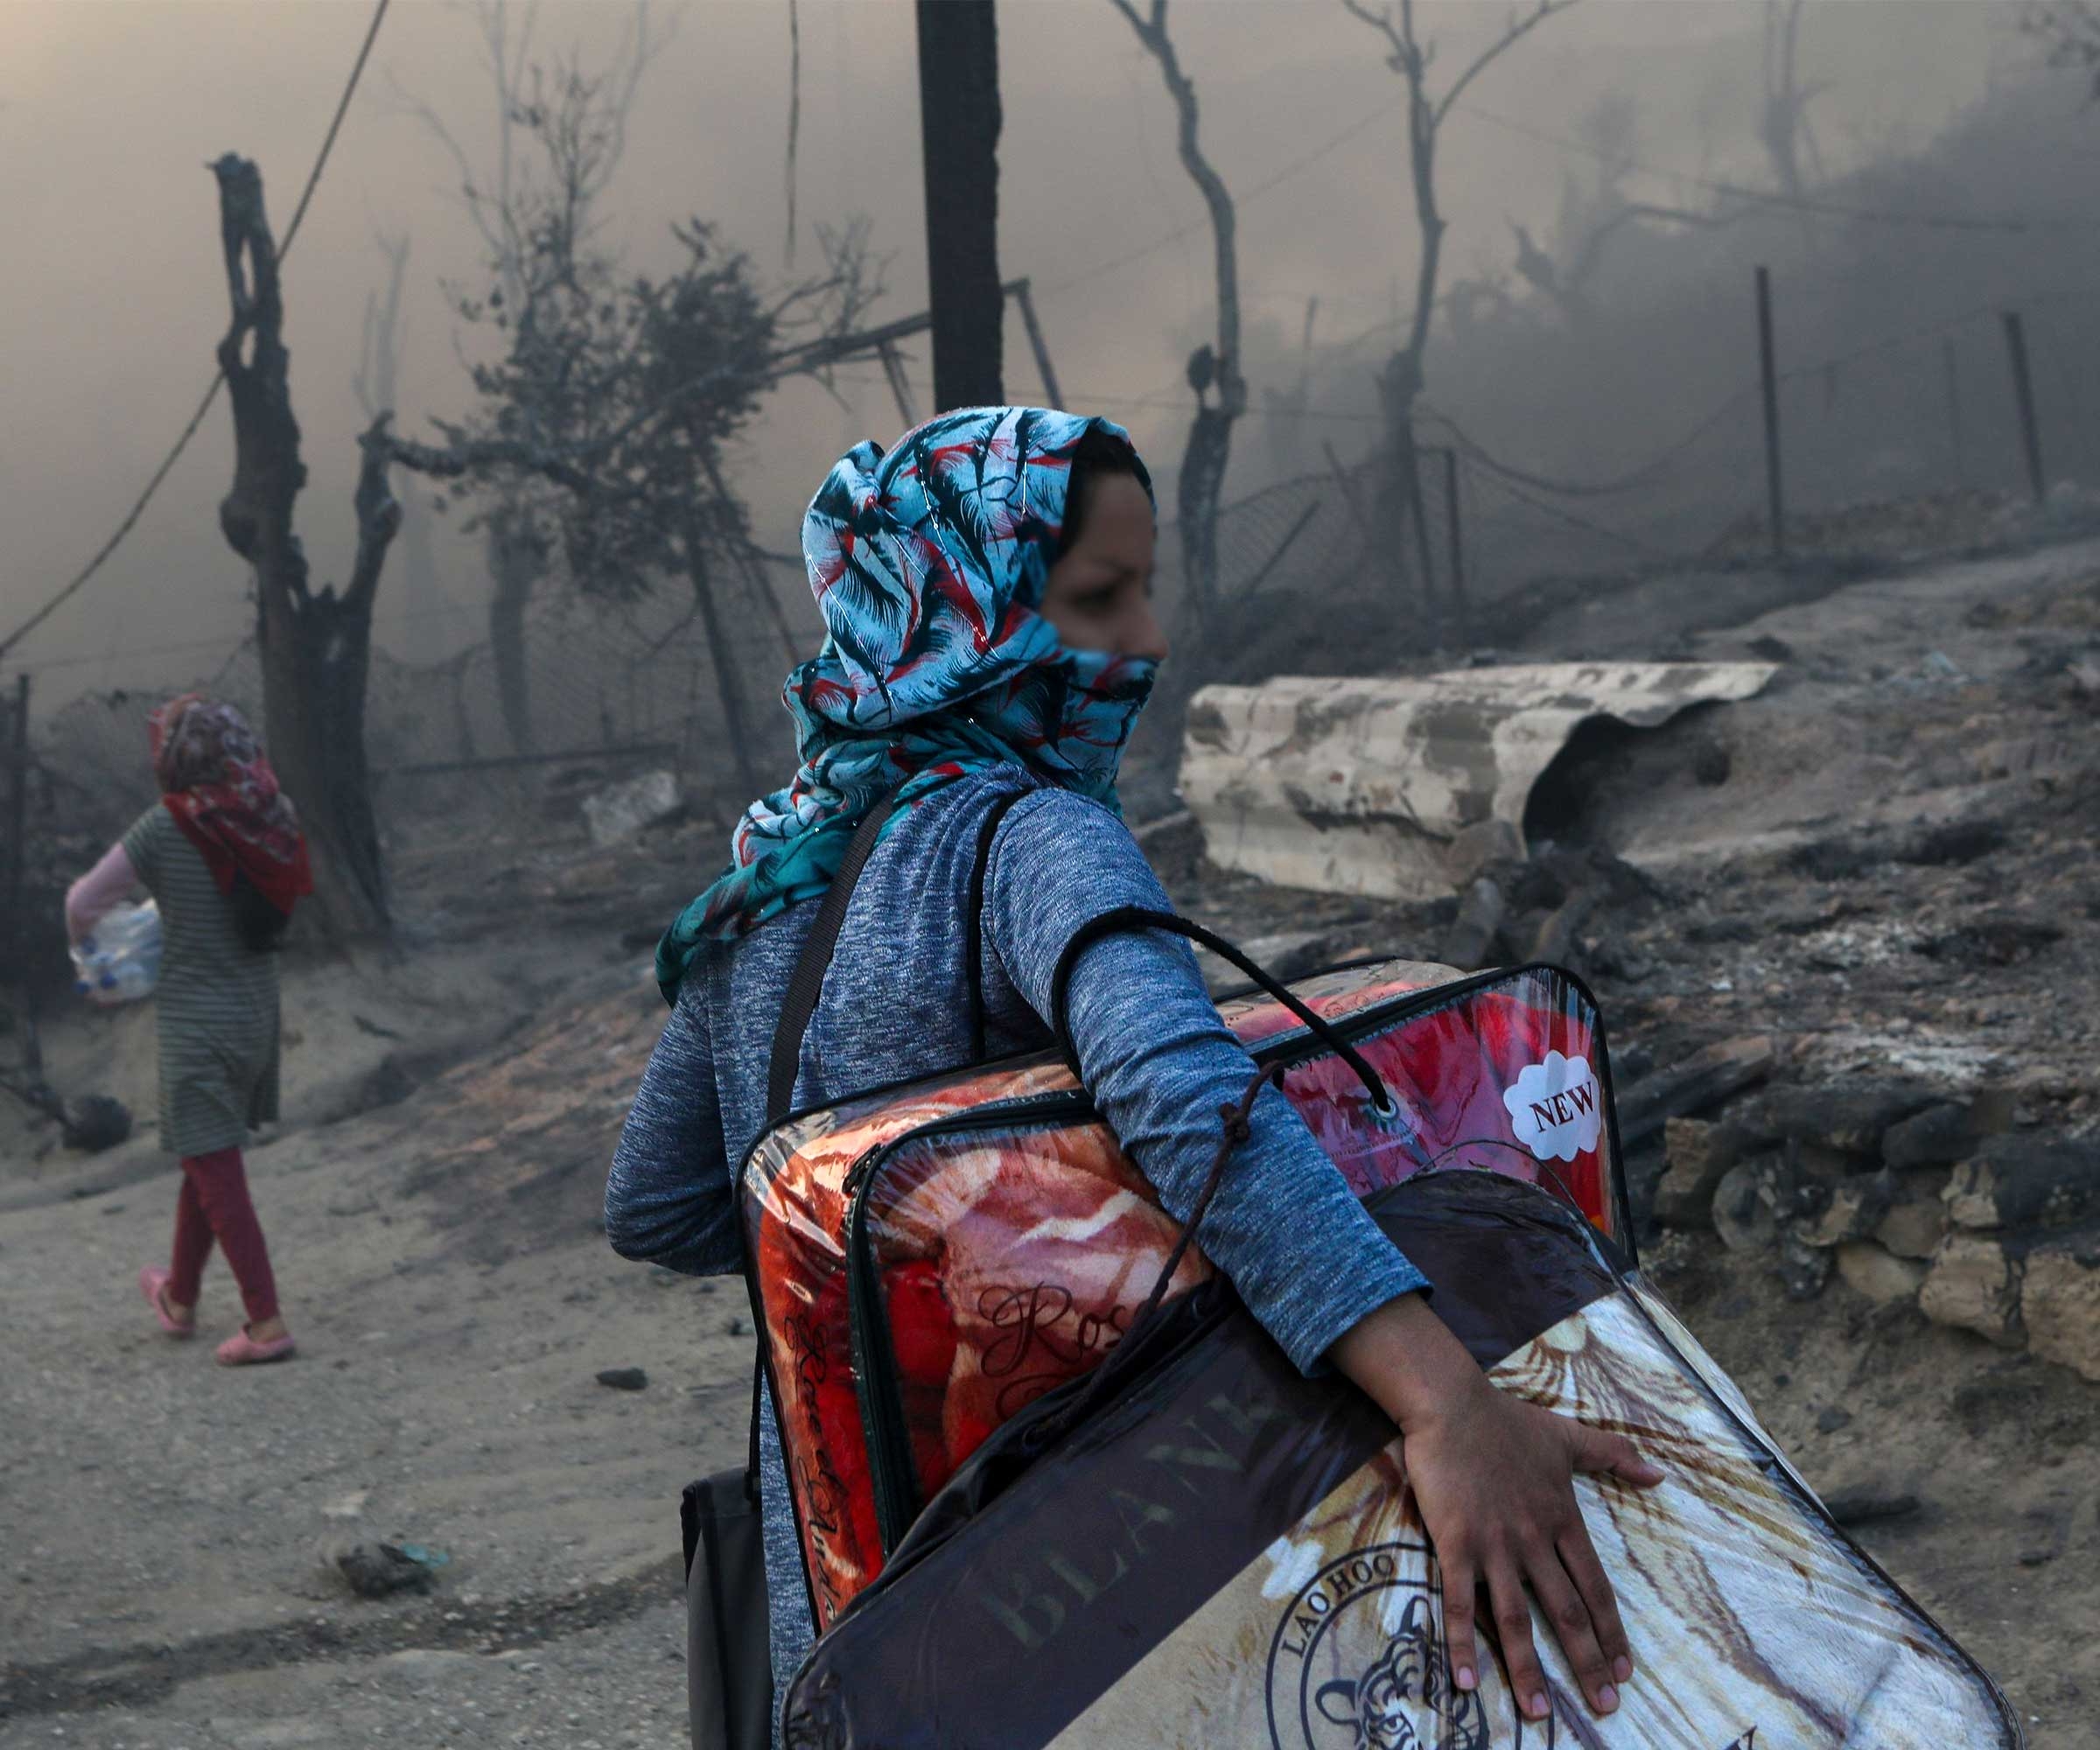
[139,1266,195,1339]
[215,1325,297,1367]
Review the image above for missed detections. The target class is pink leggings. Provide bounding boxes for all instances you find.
[169,1147,280,1325]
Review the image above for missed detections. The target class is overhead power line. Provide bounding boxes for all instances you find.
[0,0,393,664]
[1032,94,1403,300]
[1458,99,2100,237]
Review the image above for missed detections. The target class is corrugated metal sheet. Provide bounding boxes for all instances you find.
[1180,662,1778,900]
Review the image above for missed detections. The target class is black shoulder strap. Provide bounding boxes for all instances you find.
[964,787,1030,1061]
[765,792,904,1131]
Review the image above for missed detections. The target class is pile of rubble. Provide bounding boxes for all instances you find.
[1650,1071,2100,1378]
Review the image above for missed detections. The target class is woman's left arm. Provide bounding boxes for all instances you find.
[606,978,741,1275]
[65,842,140,944]
[985,790,1426,1375]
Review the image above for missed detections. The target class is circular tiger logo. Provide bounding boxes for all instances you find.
[1264,1543,1544,1750]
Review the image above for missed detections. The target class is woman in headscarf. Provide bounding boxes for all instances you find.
[606,409,1657,1740]
[66,694,308,1366]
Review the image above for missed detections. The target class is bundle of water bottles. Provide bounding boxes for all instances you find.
[70,900,163,1005]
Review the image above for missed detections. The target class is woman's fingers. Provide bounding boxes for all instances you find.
[1526,1536,1619,1715]
[1559,1520,1635,1690]
[1438,1549,1481,1695]
[1485,1556,1551,1722]
[1568,1421,1664,1487]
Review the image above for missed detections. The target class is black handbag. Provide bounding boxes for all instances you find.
[680,1382,773,1750]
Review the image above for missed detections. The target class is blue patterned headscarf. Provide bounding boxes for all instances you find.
[655,407,1158,998]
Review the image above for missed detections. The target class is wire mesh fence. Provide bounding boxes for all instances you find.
[22,273,2100,866]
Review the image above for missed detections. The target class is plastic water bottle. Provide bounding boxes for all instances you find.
[71,900,163,1007]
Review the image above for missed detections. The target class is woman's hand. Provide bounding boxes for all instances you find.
[1329,1292,1663,1723]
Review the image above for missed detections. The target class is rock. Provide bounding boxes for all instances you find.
[1837,1242,1928,1305]
[1653,1118,1742,1228]
[2020,1232,2100,1383]
[1527,891,1598,968]
[1444,878,1505,972]
[1795,1171,1895,1249]
[1914,917,2063,969]
[1945,1137,2100,1232]
[581,769,683,848]
[1617,1035,1777,1152]
[1919,1235,2024,1347]
[1200,930,1333,997]
[61,1095,132,1153]
[337,1544,437,1600]
[1875,1172,1951,1260]
[1824,1487,1922,1528]
[1442,818,1523,888]
[1712,1160,1776,1253]
[595,1368,648,1391]
[1749,1082,1936,1155]
[1881,1097,2006,1170]
[1777,1229,1834,1300]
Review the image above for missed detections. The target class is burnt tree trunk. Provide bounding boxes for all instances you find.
[915,0,1004,411]
[681,518,763,804]
[1110,0,1248,623]
[485,502,544,757]
[210,154,399,938]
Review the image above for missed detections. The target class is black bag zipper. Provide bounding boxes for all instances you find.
[840,960,1630,1562]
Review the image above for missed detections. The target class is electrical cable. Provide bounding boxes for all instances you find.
[0,0,392,663]
[1457,98,2100,236]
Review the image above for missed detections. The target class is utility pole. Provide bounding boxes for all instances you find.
[914,0,1004,411]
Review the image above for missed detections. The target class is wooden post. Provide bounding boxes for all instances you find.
[914,0,1004,410]
[1755,266,1785,558]
[2002,311,2046,504]
[1942,337,1965,484]
[6,674,42,1081]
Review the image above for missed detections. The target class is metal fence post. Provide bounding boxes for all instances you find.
[1942,337,1965,484]
[1755,266,1785,559]
[2002,311,2047,505]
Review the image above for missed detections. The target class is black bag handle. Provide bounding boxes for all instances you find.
[1047,905,1395,1114]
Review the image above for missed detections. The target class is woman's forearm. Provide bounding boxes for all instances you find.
[1328,1290,1492,1431]
[66,842,138,944]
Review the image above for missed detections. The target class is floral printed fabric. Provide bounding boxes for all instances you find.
[656,407,1158,996]
[148,693,312,917]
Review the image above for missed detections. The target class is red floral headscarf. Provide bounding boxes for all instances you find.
[148,693,313,917]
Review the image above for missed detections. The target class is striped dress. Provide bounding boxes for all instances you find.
[121,806,283,1157]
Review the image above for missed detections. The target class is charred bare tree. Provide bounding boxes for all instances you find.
[209,154,400,937]
[1109,0,1247,622]
[1340,0,1580,640]
[915,0,1004,410]
[352,229,439,608]
[394,0,668,755]
[384,178,882,805]
[1760,0,1829,247]
[2025,1,2100,94]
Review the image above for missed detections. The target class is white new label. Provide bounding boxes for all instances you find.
[1502,1051,1602,1163]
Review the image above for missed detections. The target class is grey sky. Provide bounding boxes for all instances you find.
[0,1,2011,701]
